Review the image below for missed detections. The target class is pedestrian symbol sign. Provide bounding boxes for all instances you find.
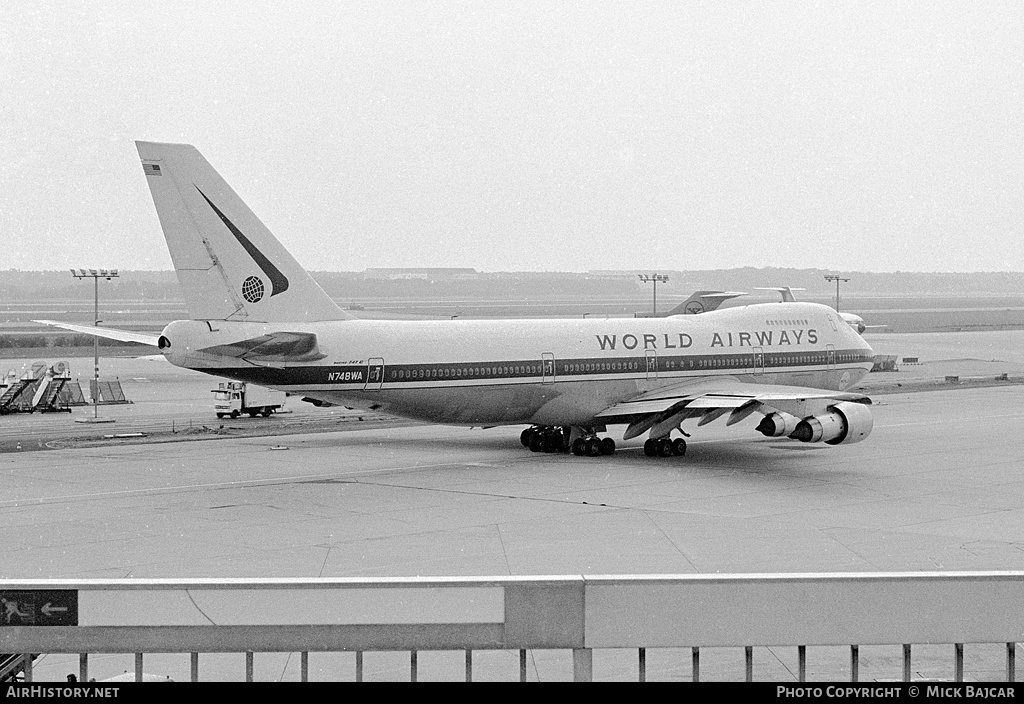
[0,590,78,626]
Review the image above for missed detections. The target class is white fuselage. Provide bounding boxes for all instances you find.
[159,301,874,427]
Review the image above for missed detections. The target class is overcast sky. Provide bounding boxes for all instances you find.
[2,1,1022,273]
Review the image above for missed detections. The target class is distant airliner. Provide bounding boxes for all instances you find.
[39,143,875,458]
[635,290,747,317]
[756,287,884,335]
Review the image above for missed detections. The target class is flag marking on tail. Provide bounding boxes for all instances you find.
[195,186,290,298]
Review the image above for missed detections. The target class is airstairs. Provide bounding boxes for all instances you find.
[0,363,45,414]
[0,361,91,414]
[0,377,35,413]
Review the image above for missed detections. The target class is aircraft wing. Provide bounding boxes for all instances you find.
[199,331,326,363]
[33,320,160,347]
[594,376,871,439]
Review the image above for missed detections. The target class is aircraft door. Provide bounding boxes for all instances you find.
[645,350,658,379]
[752,347,765,376]
[541,352,555,384]
[364,357,385,391]
[826,344,836,370]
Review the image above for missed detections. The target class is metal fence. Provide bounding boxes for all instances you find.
[2,572,1022,682]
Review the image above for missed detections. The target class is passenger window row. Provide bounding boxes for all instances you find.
[380,351,868,382]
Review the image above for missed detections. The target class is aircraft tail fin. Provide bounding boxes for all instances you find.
[664,290,746,316]
[135,141,351,323]
[754,287,806,303]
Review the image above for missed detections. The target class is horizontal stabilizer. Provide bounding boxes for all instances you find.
[33,320,160,347]
[199,331,326,362]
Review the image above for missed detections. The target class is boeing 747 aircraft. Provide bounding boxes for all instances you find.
[39,142,875,458]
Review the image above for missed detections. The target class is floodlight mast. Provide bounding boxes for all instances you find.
[824,274,850,313]
[638,273,670,315]
[70,268,119,421]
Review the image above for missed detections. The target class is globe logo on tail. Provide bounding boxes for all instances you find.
[242,276,265,303]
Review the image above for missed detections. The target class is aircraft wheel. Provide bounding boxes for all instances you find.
[542,434,560,453]
[585,437,601,456]
[571,438,586,456]
[599,437,616,455]
[672,438,687,456]
[658,438,673,457]
[643,439,658,457]
[230,410,240,419]
[528,433,544,452]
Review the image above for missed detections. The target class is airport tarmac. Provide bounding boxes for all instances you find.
[3,331,1024,681]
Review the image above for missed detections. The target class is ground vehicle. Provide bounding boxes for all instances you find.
[212,381,285,418]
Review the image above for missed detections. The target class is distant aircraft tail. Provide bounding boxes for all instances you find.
[664,290,746,316]
[755,287,806,303]
[135,141,351,323]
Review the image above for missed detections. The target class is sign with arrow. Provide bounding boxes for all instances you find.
[0,590,78,626]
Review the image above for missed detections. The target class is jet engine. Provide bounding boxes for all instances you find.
[755,412,799,438]
[788,401,873,445]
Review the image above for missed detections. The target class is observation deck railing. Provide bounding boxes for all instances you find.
[1,571,1021,682]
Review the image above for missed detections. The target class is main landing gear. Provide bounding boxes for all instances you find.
[519,426,686,458]
[643,437,687,458]
[520,426,616,457]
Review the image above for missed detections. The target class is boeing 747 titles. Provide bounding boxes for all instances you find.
[38,143,875,459]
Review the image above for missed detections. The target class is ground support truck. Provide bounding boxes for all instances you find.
[213,381,286,418]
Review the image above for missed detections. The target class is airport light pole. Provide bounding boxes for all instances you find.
[824,274,850,313]
[70,268,119,422]
[638,273,669,316]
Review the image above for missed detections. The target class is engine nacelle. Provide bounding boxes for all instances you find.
[789,401,873,445]
[756,412,800,437]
